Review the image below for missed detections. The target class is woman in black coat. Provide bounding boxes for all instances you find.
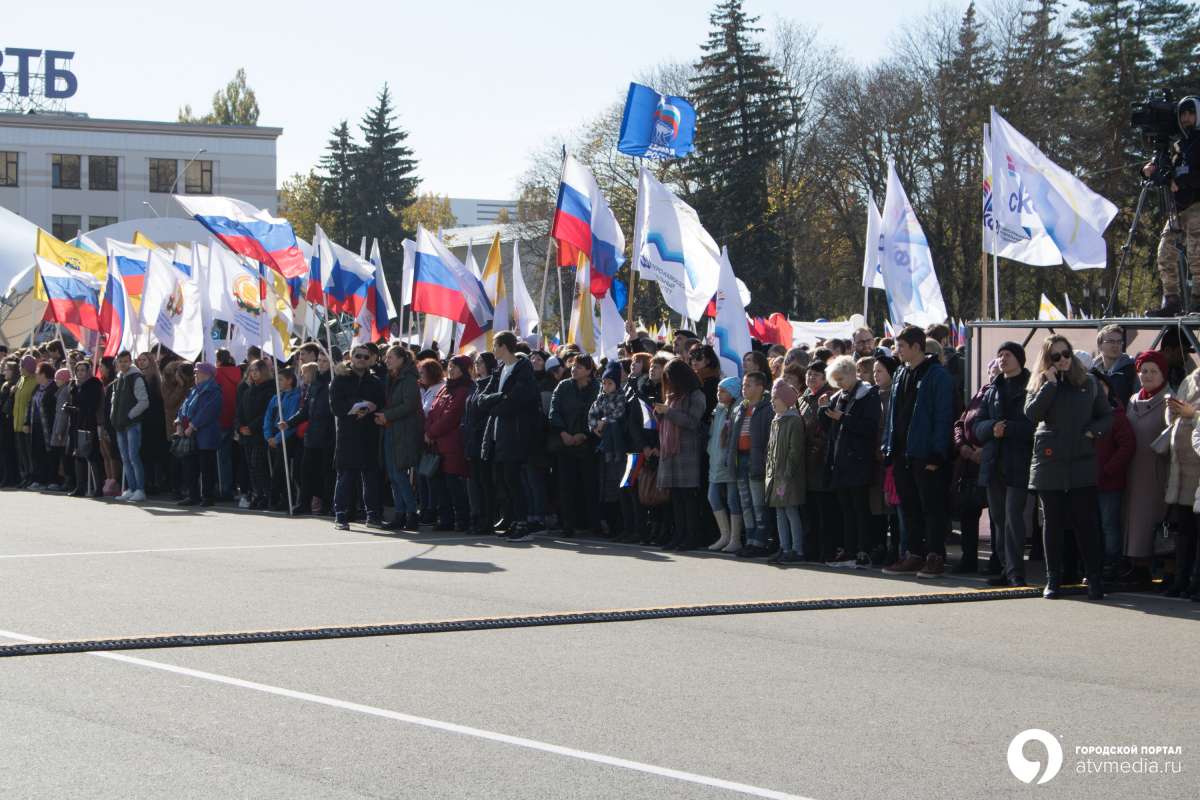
[818,355,882,567]
[236,362,275,510]
[282,361,335,515]
[462,351,498,535]
[67,362,104,497]
[549,355,601,537]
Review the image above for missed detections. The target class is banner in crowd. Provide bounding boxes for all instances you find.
[982,123,1060,265]
[880,159,948,327]
[988,109,1117,271]
[175,194,307,279]
[567,253,596,354]
[617,82,697,160]
[412,225,493,346]
[33,229,107,303]
[141,241,203,360]
[632,166,720,323]
[35,256,101,331]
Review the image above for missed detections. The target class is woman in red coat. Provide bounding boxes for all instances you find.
[425,355,474,530]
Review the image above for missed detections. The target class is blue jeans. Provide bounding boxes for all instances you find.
[1098,489,1123,564]
[735,457,767,546]
[216,428,234,498]
[383,429,417,515]
[776,506,804,555]
[707,481,741,514]
[115,422,144,492]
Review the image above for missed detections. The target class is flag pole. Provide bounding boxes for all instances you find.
[862,286,869,320]
[539,147,569,343]
[980,251,989,320]
[271,346,295,517]
[991,227,1001,320]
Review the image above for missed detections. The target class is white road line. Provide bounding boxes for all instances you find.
[0,535,479,560]
[0,628,813,800]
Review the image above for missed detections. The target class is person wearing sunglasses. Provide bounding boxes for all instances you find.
[329,346,386,530]
[1025,335,1113,599]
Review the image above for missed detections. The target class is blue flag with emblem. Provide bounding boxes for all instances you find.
[618,82,696,160]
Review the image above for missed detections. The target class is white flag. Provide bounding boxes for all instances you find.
[400,238,415,307]
[713,246,753,379]
[142,246,203,360]
[632,166,720,323]
[990,108,1117,270]
[598,288,625,362]
[880,159,948,328]
[422,314,455,352]
[862,191,885,290]
[982,123,1060,265]
[510,241,539,338]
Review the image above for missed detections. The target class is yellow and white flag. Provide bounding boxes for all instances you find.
[34,229,107,301]
[567,253,595,354]
[1037,293,1066,321]
[482,232,508,348]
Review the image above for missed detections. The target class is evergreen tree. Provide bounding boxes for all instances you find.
[352,84,420,264]
[319,120,356,244]
[688,0,794,309]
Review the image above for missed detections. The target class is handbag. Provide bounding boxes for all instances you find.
[417,451,442,478]
[75,430,94,460]
[170,434,195,459]
[883,464,900,506]
[1150,423,1173,456]
[637,462,671,507]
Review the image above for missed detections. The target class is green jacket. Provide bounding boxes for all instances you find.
[12,374,35,433]
[765,410,806,507]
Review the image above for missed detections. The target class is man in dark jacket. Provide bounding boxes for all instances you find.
[477,332,539,541]
[882,326,953,578]
[729,371,774,557]
[973,342,1034,586]
[329,345,386,530]
[110,351,150,502]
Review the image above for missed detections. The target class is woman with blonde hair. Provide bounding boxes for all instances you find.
[1025,335,1112,599]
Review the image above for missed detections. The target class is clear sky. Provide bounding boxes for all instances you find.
[6,0,934,199]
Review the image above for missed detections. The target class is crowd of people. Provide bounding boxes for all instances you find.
[2,320,1198,603]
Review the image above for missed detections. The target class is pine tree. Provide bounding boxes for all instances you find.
[319,120,356,244]
[687,0,794,309]
[352,84,420,264]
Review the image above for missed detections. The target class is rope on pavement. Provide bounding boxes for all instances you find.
[0,584,1091,658]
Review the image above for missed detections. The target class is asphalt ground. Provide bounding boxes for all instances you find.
[1,489,1196,799]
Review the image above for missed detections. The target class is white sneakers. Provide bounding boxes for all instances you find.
[117,489,132,501]
[119,489,146,502]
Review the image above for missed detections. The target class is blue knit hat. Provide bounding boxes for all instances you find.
[718,376,742,402]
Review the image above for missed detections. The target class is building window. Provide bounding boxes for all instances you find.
[87,215,118,231]
[52,154,81,189]
[51,214,82,241]
[149,158,177,193]
[0,152,16,187]
[89,156,118,191]
[185,159,213,194]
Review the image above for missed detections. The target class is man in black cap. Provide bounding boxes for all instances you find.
[971,341,1033,586]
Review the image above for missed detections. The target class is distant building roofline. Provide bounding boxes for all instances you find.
[0,111,282,140]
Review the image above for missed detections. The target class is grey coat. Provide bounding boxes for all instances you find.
[1024,374,1112,492]
[1123,390,1169,558]
[656,389,705,489]
[382,364,424,471]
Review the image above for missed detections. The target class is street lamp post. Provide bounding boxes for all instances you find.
[148,147,207,218]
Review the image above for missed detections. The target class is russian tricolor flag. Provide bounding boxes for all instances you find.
[552,155,625,298]
[101,243,138,357]
[309,224,374,315]
[35,256,101,332]
[175,195,307,279]
[363,238,396,342]
[412,225,493,346]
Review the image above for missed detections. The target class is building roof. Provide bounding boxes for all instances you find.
[0,112,282,140]
[440,221,548,247]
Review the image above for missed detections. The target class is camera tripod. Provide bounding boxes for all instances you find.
[1104,175,1190,318]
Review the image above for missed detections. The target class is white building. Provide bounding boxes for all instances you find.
[448,197,518,227]
[0,112,280,240]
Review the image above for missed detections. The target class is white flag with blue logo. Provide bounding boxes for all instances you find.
[880,159,948,328]
[862,190,885,290]
[632,166,720,322]
[713,246,753,379]
[982,124,1060,266]
[989,109,1117,270]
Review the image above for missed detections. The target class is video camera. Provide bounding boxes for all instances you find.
[1131,89,1180,187]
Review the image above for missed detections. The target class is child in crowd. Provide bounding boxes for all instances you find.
[766,378,806,563]
[706,376,743,552]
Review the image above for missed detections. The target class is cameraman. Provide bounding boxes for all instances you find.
[1146,96,1200,316]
